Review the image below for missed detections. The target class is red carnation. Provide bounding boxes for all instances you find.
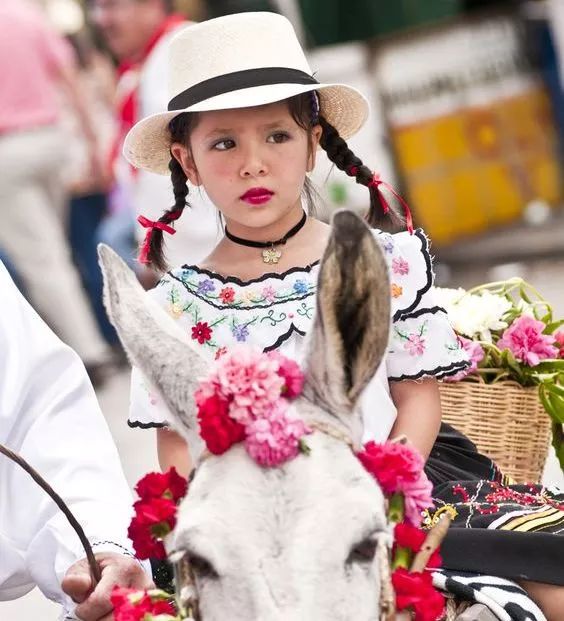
[135,468,187,503]
[392,568,445,621]
[197,394,246,455]
[111,586,176,621]
[394,522,442,569]
[192,321,212,344]
[127,497,177,560]
[268,351,304,398]
[356,441,422,495]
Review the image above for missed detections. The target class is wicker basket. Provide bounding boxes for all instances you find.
[439,379,551,483]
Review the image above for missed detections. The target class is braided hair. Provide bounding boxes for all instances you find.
[143,113,195,272]
[317,113,404,231]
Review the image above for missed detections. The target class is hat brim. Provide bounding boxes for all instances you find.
[123,82,369,175]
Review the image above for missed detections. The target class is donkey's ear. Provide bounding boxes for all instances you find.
[98,244,208,446]
[303,211,390,416]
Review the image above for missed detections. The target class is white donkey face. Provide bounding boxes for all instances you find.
[99,211,391,621]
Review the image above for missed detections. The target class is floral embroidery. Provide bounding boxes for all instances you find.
[192,322,212,344]
[293,279,308,294]
[215,347,228,360]
[395,321,428,357]
[197,279,215,295]
[232,324,250,342]
[392,257,410,276]
[262,285,276,302]
[219,287,236,304]
[381,234,395,254]
[391,283,403,298]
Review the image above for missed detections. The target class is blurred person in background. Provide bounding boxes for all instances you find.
[0,0,114,385]
[62,31,121,349]
[89,0,220,276]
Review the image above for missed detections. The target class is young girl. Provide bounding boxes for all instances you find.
[123,12,564,618]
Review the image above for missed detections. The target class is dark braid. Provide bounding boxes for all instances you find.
[143,113,196,272]
[317,114,404,231]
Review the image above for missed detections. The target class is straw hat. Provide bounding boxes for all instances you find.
[123,11,369,175]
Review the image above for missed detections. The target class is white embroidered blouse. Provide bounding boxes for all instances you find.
[129,228,469,443]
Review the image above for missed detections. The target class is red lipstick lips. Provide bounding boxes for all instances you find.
[240,187,274,205]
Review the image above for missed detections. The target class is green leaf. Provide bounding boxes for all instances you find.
[539,384,564,424]
[551,422,564,472]
[545,319,564,334]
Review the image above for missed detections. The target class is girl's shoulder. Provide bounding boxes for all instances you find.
[371,228,433,322]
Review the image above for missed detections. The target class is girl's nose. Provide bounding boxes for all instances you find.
[240,146,268,178]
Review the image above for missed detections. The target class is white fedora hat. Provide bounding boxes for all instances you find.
[123,11,370,175]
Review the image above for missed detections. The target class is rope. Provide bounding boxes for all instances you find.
[0,442,102,584]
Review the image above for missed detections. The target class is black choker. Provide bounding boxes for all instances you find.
[224,211,307,264]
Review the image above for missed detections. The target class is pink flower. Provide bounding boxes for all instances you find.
[392,257,410,276]
[204,346,285,425]
[555,331,564,358]
[268,351,304,398]
[357,442,433,526]
[405,334,425,356]
[445,336,485,382]
[262,285,276,302]
[244,402,311,467]
[497,315,558,366]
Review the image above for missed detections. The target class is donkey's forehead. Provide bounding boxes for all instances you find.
[175,435,386,549]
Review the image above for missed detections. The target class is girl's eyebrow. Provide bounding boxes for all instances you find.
[204,120,290,139]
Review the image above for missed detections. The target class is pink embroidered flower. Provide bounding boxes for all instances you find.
[244,402,311,467]
[191,321,212,344]
[392,257,410,276]
[497,315,558,366]
[219,286,236,304]
[555,331,564,358]
[444,336,485,382]
[405,334,425,356]
[268,351,304,398]
[262,285,276,302]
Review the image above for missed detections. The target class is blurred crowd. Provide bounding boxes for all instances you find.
[1,0,563,389]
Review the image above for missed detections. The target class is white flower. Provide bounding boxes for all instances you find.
[433,286,467,309]
[439,289,512,342]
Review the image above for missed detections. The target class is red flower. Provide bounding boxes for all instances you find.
[135,468,187,503]
[197,393,246,455]
[191,321,212,344]
[394,523,442,569]
[357,441,422,495]
[219,287,236,304]
[268,351,304,398]
[111,586,176,621]
[127,497,177,560]
[111,586,152,621]
[392,568,445,621]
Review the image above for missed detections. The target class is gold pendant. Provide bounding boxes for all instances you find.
[262,247,282,264]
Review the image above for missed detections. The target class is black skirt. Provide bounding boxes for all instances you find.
[425,423,564,585]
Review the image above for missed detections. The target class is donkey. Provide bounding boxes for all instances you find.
[99,210,394,621]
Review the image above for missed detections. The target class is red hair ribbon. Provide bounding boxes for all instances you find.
[368,174,414,234]
[137,215,177,264]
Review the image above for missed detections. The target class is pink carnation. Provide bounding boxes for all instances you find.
[555,331,564,358]
[268,351,305,398]
[244,402,311,467]
[497,315,558,366]
[357,441,433,526]
[205,346,285,424]
[445,336,485,382]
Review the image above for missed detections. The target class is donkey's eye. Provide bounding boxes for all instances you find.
[188,553,218,580]
[347,538,378,564]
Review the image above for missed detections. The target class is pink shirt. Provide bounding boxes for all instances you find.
[0,1,73,133]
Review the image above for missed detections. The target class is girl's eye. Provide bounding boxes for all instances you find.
[213,139,235,151]
[267,132,290,144]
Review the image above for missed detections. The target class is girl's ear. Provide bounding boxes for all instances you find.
[306,124,323,172]
[171,143,201,186]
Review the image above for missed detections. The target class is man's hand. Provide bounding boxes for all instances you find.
[62,552,153,620]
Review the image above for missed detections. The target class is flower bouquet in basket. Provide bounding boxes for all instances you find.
[435,277,564,472]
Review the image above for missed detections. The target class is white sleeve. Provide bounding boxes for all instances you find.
[0,264,143,611]
[380,229,470,381]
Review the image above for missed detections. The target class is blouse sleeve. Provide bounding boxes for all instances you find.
[380,229,470,382]
[127,278,177,429]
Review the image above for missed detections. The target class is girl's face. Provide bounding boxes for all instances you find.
[171,101,322,232]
